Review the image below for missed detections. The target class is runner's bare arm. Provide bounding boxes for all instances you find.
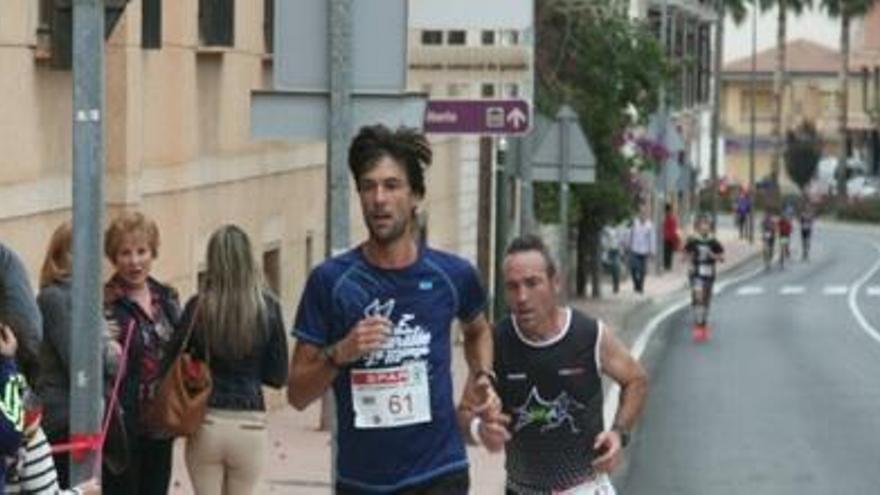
[288,316,391,409]
[288,342,338,410]
[593,325,648,473]
[460,314,501,417]
[599,325,647,432]
[461,313,493,378]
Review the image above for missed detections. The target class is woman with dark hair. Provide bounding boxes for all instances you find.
[179,225,288,495]
[102,211,180,494]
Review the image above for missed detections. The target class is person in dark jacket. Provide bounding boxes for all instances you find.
[0,242,43,386]
[175,225,288,495]
[36,221,121,488]
[102,212,181,495]
[0,323,26,495]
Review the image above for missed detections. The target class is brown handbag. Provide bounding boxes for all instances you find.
[148,306,212,437]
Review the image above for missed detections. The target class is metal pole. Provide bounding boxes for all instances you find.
[519,134,536,235]
[326,0,353,490]
[559,109,572,301]
[748,3,757,243]
[493,138,512,322]
[328,0,352,257]
[70,0,104,484]
[656,0,669,275]
[709,0,724,232]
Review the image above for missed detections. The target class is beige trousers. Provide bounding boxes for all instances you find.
[185,408,267,495]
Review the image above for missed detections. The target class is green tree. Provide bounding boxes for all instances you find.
[757,0,814,189]
[820,0,877,198]
[784,121,823,193]
[535,1,670,297]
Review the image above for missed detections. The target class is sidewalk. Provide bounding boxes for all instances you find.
[167,225,760,494]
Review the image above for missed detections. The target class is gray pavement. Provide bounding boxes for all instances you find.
[622,223,880,494]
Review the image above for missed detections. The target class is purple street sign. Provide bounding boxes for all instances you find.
[424,99,531,135]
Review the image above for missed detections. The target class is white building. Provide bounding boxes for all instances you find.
[407,0,534,100]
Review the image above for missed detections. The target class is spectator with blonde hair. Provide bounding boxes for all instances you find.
[174,224,288,495]
[102,212,180,494]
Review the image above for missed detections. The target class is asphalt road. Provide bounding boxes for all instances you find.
[622,223,880,495]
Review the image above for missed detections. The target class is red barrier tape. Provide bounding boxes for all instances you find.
[49,320,136,478]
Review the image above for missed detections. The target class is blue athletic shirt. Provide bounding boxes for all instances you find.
[293,244,486,492]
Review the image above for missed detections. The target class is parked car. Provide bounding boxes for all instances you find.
[847,176,880,199]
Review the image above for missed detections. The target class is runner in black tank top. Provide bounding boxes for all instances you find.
[457,235,648,495]
[496,308,605,493]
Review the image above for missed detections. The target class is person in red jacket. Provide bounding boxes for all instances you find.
[778,214,793,266]
[662,203,679,271]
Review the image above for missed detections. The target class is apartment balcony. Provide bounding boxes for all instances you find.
[409,45,531,75]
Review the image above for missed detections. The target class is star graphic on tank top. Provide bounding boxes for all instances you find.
[513,386,586,434]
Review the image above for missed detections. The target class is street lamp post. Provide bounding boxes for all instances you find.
[748,3,757,243]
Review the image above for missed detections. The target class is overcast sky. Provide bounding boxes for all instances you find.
[724,5,846,63]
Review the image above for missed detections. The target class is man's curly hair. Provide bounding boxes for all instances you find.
[348,125,432,197]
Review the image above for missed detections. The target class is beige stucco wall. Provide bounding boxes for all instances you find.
[0,0,476,326]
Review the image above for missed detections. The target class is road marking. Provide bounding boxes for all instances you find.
[823,286,849,296]
[848,242,880,346]
[604,264,765,427]
[867,286,880,297]
[736,286,764,296]
[780,286,806,295]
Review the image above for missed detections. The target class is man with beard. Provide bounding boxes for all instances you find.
[461,235,648,494]
[288,125,500,494]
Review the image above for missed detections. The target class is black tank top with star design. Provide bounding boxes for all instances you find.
[495,308,604,494]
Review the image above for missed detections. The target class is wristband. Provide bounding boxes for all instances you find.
[474,369,498,388]
[469,416,483,446]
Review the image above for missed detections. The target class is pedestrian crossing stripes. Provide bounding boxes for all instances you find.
[780,286,806,295]
[731,285,880,297]
[736,285,864,297]
[822,286,849,296]
[736,286,764,296]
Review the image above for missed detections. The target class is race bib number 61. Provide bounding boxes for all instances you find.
[351,361,432,429]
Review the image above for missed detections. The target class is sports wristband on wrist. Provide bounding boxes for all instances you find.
[469,416,483,446]
[473,368,498,388]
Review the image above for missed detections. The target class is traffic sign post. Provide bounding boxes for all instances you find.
[424,99,531,135]
[525,106,596,299]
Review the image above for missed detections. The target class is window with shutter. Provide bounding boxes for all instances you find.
[199,0,235,47]
[142,0,162,49]
[263,0,274,54]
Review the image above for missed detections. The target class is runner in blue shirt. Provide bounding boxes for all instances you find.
[288,125,499,494]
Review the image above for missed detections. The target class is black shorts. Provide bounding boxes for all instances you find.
[690,276,715,295]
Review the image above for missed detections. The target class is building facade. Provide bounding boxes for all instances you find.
[0,0,474,323]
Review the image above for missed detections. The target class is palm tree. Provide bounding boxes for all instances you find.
[821,0,877,198]
[758,0,813,193]
[710,0,750,225]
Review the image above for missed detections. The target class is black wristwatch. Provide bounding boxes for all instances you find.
[612,424,631,448]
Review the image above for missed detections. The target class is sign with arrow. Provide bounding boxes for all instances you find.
[424,99,531,135]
